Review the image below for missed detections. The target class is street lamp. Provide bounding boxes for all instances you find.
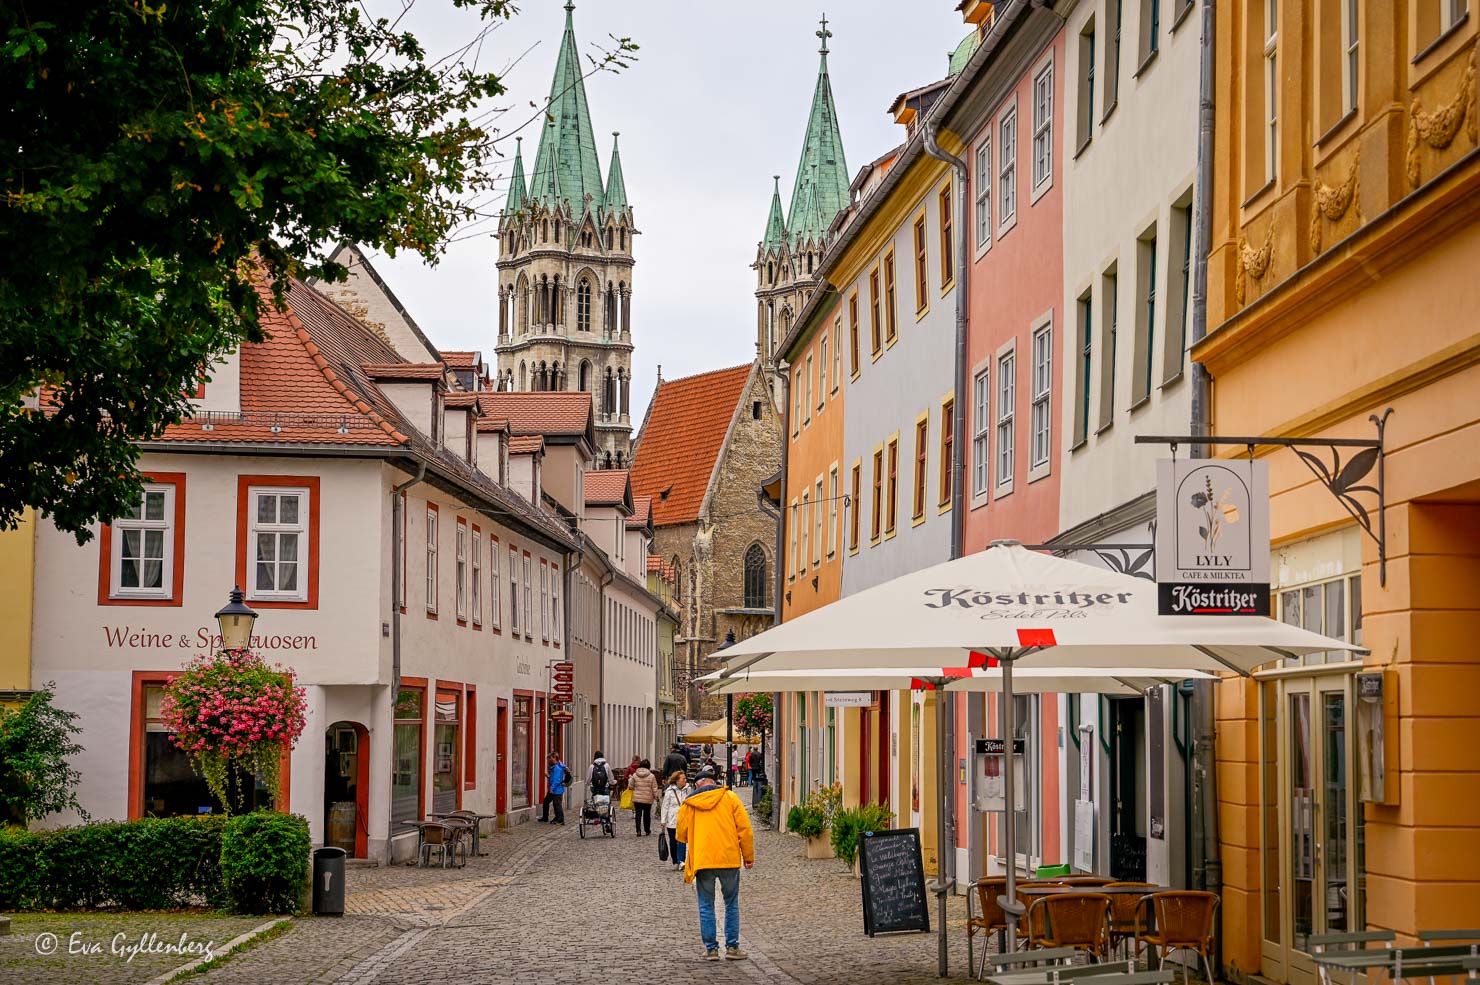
[716,630,737,787]
[215,586,258,651]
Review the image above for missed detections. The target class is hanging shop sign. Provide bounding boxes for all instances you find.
[1155,458,1271,616]
[972,738,1026,813]
[549,708,573,725]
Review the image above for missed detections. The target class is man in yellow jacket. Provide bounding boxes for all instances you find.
[675,765,755,961]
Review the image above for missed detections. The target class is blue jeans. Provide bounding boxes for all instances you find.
[694,867,740,951]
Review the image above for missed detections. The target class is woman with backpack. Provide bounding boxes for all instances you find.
[660,770,690,870]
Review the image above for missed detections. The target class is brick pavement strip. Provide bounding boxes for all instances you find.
[190,811,982,985]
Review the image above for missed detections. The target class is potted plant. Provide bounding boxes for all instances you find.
[785,782,841,858]
[831,801,894,876]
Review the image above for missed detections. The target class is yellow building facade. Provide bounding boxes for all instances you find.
[1201,3,1479,981]
[0,510,36,705]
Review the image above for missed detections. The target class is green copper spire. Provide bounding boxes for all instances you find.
[786,14,850,237]
[604,132,628,215]
[761,175,787,252]
[529,2,606,214]
[790,164,828,248]
[505,137,527,214]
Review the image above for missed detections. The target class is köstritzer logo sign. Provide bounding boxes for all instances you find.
[1155,459,1271,615]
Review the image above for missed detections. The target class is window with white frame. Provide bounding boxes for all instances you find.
[509,543,520,633]
[522,553,533,639]
[1032,63,1053,189]
[827,467,839,557]
[490,538,501,628]
[1278,572,1362,665]
[1342,0,1359,114]
[996,349,1016,488]
[813,477,824,566]
[975,138,992,250]
[998,108,1017,227]
[819,335,829,408]
[424,507,438,612]
[540,560,549,642]
[1030,324,1052,471]
[551,565,561,646]
[111,484,175,598]
[832,319,842,390]
[471,531,483,627]
[800,491,810,573]
[789,500,799,578]
[249,487,308,602]
[972,368,991,496]
[1265,0,1279,184]
[455,522,468,621]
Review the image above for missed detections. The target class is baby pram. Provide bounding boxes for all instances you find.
[578,793,615,838]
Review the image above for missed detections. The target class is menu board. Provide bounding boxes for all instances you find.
[858,828,930,937]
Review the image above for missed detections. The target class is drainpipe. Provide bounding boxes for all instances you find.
[924,122,968,902]
[1189,0,1223,966]
[390,462,427,697]
[768,361,792,826]
[565,545,583,764]
[597,567,614,752]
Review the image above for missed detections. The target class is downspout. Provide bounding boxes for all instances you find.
[769,361,791,827]
[390,462,427,697]
[597,568,614,753]
[924,122,967,903]
[565,545,583,766]
[1189,0,1223,966]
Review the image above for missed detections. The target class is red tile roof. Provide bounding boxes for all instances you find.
[584,469,631,508]
[362,362,446,381]
[443,392,480,409]
[627,495,652,529]
[440,350,481,369]
[630,364,753,526]
[477,417,510,434]
[477,392,592,437]
[509,435,545,455]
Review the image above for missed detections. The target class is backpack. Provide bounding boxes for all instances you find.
[589,762,610,796]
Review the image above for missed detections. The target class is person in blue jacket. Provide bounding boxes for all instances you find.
[540,752,569,824]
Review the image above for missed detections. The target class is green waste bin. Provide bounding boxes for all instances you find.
[1035,862,1072,879]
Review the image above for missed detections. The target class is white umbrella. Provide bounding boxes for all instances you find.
[716,542,1360,974]
[699,665,1216,696]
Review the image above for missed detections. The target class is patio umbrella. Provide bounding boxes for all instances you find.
[714,542,1360,975]
[681,717,762,744]
[699,665,1216,695]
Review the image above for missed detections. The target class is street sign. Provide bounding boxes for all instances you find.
[553,662,574,674]
[1155,458,1271,615]
[553,671,574,683]
[824,692,873,708]
[549,708,573,724]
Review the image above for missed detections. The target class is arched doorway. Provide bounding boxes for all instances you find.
[324,721,369,858]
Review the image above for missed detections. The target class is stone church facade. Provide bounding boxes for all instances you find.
[495,4,635,469]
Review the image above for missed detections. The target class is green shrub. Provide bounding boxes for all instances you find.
[831,801,894,867]
[0,815,228,910]
[786,802,826,840]
[785,804,803,834]
[220,811,309,915]
[756,785,774,825]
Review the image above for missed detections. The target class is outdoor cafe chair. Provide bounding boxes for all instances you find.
[967,876,1011,978]
[1421,932,1480,985]
[1133,891,1219,985]
[1104,882,1159,960]
[1025,892,1114,962]
[416,820,458,868]
[1309,930,1395,985]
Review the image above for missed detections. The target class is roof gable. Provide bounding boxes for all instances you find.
[476,391,593,438]
[629,364,753,526]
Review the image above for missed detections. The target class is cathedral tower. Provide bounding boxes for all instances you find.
[496,2,636,469]
[754,15,852,407]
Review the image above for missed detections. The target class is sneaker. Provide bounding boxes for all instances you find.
[704,950,720,962]
[725,947,747,961]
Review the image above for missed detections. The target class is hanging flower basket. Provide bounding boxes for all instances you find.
[159,649,307,812]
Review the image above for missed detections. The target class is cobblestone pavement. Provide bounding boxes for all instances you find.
[198,812,982,984]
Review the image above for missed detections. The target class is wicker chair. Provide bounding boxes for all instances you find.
[1105,882,1159,960]
[1135,891,1220,985]
[1016,881,1070,943]
[417,821,457,867]
[1026,892,1114,961]
[967,876,1010,979]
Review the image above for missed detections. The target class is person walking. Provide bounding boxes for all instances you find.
[588,751,615,798]
[675,765,754,961]
[661,742,689,784]
[628,758,659,835]
[539,752,569,824]
[661,770,691,870]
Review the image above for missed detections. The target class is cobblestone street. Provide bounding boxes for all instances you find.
[200,810,978,985]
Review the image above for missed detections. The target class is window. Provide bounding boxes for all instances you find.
[1076,291,1093,445]
[522,553,532,638]
[1265,0,1279,184]
[939,183,954,289]
[577,278,592,332]
[972,368,991,496]
[424,505,438,613]
[470,527,482,626]
[509,543,520,634]
[1343,0,1359,114]
[455,520,468,622]
[871,449,884,542]
[849,292,862,374]
[392,685,425,824]
[1077,22,1096,148]
[789,500,799,578]
[1140,0,1161,63]
[1107,0,1123,115]
[939,398,955,508]
[913,416,930,521]
[819,335,829,407]
[804,354,814,424]
[800,490,810,573]
[1278,572,1363,665]
[432,689,460,814]
[884,251,898,339]
[490,536,501,629]
[110,483,176,599]
[1030,323,1052,472]
[996,349,1016,489]
[813,477,824,566]
[885,437,899,535]
[551,564,561,646]
[827,466,839,556]
[136,677,271,818]
[744,544,767,609]
[869,270,882,355]
[832,317,842,390]
[975,138,992,250]
[248,486,310,603]
[913,214,929,312]
[1136,228,1158,402]
[849,462,862,552]
[793,366,804,434]
[536,559,547,642]
[1099,269,1118,429]
[1032,63,1053,188]
[1165,200,1193,383]
[998,108,1018,227]
[752,400,762,420]
[995,694,1042,863]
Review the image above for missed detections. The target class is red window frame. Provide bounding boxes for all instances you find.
[234,475,321,610]
[98,471,188,607]
[464,685,477,791]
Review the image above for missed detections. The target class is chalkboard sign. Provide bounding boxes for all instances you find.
[858,827,930,937]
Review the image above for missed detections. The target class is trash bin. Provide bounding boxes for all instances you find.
[312,846,347,916]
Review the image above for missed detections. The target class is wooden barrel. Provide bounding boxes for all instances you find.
[327,801,356,853]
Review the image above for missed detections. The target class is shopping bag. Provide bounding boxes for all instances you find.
[659,831,669,862]
[620,788,634,810]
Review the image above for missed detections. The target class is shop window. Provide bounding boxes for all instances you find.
[1278,573,1362,665]
[433,688,461,815]
[392,685,425,825]
[135,678,270,818]
[511,696,532,809]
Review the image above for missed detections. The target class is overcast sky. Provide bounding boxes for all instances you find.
[373,1,968,421]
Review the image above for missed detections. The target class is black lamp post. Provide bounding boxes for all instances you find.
[716,630,737,787]
[214,586,258,651]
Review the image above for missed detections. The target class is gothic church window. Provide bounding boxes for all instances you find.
[577,279,592,332]
[743,544,767,609]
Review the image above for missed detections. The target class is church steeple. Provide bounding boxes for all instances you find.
[505,137,527,214]
[787,14,850,236]
[605,132,629,216]
[529,2,606,213]
[761,175,787,253]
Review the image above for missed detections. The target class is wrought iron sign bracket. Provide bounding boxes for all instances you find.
[1134,408,1392,585]
[1024,542,1156,582]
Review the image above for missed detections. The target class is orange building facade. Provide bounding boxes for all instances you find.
[1201,3,1480,982]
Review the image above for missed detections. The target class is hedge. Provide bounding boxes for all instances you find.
[0,811,309,914]
[221,811,310,915]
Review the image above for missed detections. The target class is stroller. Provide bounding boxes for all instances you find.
[578,793,615,839]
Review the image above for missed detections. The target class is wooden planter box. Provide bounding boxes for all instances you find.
[805,831,834,859]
